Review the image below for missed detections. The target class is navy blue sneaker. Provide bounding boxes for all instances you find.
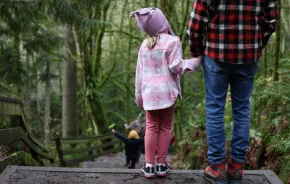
[155,163,169,177]
[141,164,155,178]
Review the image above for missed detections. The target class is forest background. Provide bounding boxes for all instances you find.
[0,0,289,183]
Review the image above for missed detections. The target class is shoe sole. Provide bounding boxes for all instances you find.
[141,169,155,178]
[204,174,227,184]
[155,169,169,177]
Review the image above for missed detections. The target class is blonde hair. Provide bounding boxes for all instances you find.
[128,130,139,139]
[146,35,159,50]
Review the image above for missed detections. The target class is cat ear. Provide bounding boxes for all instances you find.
[129,8,151,18]
[129,10,138,18]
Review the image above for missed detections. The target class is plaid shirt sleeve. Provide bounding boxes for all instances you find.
[261,0,278,48]
[187,0,209,57]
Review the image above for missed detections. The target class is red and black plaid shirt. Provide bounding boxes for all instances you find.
[187,0,278,64]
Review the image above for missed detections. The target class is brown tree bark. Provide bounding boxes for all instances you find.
[62,24,77,138]
[273,0,281,81]
[44,60,51,141]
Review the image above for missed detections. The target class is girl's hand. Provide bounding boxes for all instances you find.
[198,55,204,66]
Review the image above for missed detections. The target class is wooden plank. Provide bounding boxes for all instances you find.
[0,98,53,164]
[93,147,124,158]
[4,166,283,184]
[5,167,280,176]
[65,155,95,166]
[263,170,283,184]
[0,165,18,183]
[0,97,49,154]
[0,127,53,160]
[21,131,54,160]
[64,146,123,166]
[1,167,284,184]
[20,111,48,153]
[54,138,65,167]
[5,166,203,173]
[60,133,113,144]
[63,140,120,155]
[0,101,22,116]
[0,127,23,144]
[0,97,22,104]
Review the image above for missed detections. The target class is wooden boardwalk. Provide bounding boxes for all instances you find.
[0,165,283,184]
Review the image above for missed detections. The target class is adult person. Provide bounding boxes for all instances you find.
[187,0,278,183]
[124,113,146,137]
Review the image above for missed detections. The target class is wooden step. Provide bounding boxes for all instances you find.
[0,166,283,184]
[82,152,172,169]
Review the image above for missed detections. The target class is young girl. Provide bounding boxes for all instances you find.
[112,129,144,169]
[130,8,202,178]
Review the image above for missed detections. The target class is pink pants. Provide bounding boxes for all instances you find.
[145,106,174,164]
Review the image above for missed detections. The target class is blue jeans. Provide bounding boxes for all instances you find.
[203,55,257,165]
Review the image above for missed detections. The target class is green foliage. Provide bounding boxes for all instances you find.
[279,155,290,183]
[56,0,111,29]
[0,43,24,91]
[0,151,39,171]
[251,76,290,145]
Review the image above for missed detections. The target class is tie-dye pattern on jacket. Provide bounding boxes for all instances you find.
[135,33,201,111]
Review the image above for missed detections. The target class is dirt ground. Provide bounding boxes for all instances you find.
[5,170,271,184]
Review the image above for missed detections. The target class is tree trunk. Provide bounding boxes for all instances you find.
[154,0,158,7]
[44,60,51,141]
[160,0,167,12]
[35,53,41,115]
[59,62,62,95]
[124,1,133,122]
[273,0,281,81]
[145,0,149,7]
[73,27,92,136]
[264,46,268,77]
[160,0,166,11]
[79,0,112,135]
[62,24,77,138]
[88,97,108,134]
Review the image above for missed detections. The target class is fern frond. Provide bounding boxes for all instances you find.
[106,110,127,123]
[51,0,111,29]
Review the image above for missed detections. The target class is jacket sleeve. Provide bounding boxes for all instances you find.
[114,132,128,143]
[187,0,209,57]
[260,0,278,48]
[135,53,143,108]
[168,39,202,76]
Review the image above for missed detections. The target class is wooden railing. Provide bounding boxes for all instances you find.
[55,134,123,167]
[0,97,124,169]
[0,127,54,162]
[0,97,54,170]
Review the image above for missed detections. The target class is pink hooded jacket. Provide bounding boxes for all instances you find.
[131,8,201,110]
